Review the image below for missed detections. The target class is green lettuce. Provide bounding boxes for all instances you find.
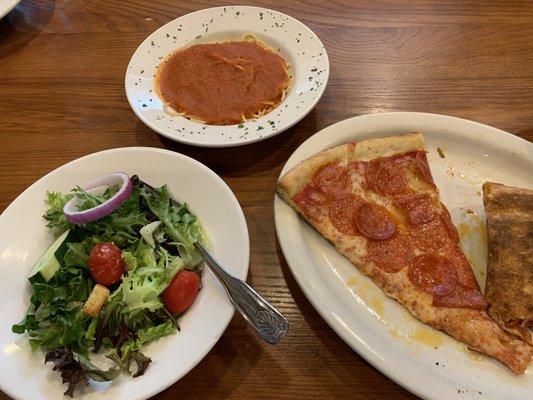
[43,191,73,234]
[93,241,184,374]
[101,241,184,330]
[44,185,148,248]
[140,185,208,266]
[14,179,207,396]
[77,186,148,247]
[12,264,95,356]
[106,320,175,375]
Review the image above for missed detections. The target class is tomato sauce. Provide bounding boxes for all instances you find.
[156,41,290,125]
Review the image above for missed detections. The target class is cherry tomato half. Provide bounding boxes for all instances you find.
[88,242,125,286]
[162,270,200,314]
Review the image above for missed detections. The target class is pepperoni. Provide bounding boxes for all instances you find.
[412,151,435,186]
[293,184,328,207]
[395,194,438,225]
[314,163,351,200]
[293,184,329,220]
[408,253,458,296]
[293,184,329,210]
[408,214,456,252]
[440,207,459,244]
[329,195,363,235]
[366,158,409,196]
[367,234,414,273]
[355,202,397,241]
[433,286,486,310]
[446,248,480,289]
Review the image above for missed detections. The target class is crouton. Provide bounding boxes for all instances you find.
[82,284,110,317]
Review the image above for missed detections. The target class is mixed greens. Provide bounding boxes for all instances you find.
[12,177,208,397]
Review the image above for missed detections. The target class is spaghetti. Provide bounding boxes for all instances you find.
[155,34,292,125]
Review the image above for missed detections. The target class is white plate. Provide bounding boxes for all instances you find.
[0,147,249,400]
[0,0,21,19]
[125,5,329,147]
[274,112,533,400]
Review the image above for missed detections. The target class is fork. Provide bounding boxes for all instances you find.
[133,176,289,345]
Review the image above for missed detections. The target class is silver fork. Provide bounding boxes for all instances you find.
[135,176,288,345]
[194,242,288,344]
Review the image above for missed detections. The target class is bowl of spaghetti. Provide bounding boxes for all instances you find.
[125,5,329,147]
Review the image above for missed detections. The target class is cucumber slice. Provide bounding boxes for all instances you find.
[29,230,71,282]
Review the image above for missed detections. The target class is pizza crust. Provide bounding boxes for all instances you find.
[277,133,424,198]
[483,182,533,344]
[351,132,424,160]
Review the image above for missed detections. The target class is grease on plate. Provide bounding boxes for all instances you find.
[346,276,386,319]
[345,277,358,287]
[368,295,384,317]
[346,276,443,348]
[409,326,444,348]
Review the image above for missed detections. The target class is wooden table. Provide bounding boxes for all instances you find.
[1,1,532,399]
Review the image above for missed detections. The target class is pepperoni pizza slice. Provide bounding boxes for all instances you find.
[277,133,532,374]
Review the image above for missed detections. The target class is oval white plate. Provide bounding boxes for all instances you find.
[125,5,329,147]
[0,147,249,400]
[274,112,532,400]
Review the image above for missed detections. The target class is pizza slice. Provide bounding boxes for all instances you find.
[277,133,532,374]
[483,182,533,345]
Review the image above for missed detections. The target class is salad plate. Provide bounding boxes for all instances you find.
[125,5,329,147]
[274,112,532,400]
[0,147,249,400]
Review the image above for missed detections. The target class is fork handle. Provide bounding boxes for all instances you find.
[194,242,288,345]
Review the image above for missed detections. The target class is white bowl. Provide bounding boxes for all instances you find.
[125,5,329,147]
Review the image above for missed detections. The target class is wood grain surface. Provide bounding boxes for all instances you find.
[1,1,532,399]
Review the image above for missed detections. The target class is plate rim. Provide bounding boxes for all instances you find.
[0,0,21,20]
[274,112,532,400]
[124,5,330,148]
[0,146,250,400]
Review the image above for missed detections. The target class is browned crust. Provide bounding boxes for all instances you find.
[483,182,533,344]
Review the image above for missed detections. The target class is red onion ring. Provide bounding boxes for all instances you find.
[63,172,133,224]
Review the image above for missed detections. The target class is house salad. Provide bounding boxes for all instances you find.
[12,173,209,397]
